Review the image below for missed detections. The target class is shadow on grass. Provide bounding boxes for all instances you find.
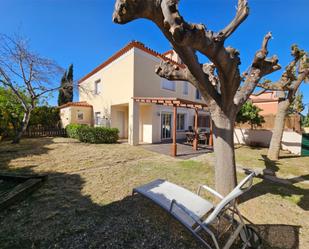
[254,224,300,249]
[241,155,309,211]
[0,138,302,248]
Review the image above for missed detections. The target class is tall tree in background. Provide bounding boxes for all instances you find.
[0,34,63,143]
[113,0,307,195]
[58,64,73,106]
[257,46,309,160]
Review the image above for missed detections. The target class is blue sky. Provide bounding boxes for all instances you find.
[1,0,309,113]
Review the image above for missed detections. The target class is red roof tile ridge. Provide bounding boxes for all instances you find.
[58,101,93,109]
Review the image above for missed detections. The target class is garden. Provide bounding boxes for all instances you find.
[0,137,308,248]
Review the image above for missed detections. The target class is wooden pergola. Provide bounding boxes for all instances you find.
[132,97,213,157]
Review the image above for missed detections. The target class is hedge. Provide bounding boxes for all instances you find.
[66,124,87,139]
[66,124,119,144]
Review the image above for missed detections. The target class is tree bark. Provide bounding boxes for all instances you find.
[267,99,290,160]
[211,106,237,196]
[12,109,32,144]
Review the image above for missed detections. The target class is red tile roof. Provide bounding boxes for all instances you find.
[78,41,183,84]
[58,101,93,109]
[162,50,174,56]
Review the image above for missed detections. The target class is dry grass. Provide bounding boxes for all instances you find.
[234,145,309,179]
[0,138,308,249]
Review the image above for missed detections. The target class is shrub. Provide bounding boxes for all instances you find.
[66,124,119,144]
[66,124,87,139]
[29,106,61,128]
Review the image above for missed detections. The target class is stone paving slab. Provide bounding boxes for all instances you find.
[140,141,213,159]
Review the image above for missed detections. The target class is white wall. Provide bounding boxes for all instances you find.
[234,128,302,155]
[281,131,302,155]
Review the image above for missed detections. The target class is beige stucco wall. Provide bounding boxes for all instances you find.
[139,104,153,143]
[79,49,135,118]
[111,104,128,139]
[60,106,92,128]
[78,46,209,144]
[133,47,205,103]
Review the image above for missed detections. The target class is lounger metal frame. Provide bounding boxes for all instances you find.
[132,172,257,249]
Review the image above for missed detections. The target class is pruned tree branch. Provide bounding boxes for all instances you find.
[215,0,249,42]
[155,60,212,105]
[234,32,281,107]
[257,45,308,94]
[155,60,188,82]
[114,0,254,109]
[251,88,267,96]
[202,63,219,87]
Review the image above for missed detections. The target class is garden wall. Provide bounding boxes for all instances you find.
[234,128,302,155]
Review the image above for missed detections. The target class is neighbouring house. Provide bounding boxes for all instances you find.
[243,90,301,132]
[234,91,303,155]
[249,91,279,116]
[61,41,211,146]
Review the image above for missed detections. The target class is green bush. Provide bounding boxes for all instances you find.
[29,106,60,128]
[66,124,87,139]
[66,124,119,144]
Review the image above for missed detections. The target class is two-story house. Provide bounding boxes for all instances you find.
[59,41,210,145]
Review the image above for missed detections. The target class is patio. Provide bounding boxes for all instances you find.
[132,97,213,157]
[140,140,213,159]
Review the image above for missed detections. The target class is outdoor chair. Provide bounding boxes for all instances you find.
[132,171,261,249]
[185,132,195,144]
[198,132,208,145]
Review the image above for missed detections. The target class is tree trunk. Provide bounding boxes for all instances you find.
[12,109,32,144]
[267,99,290,160]
[212,107,237,196]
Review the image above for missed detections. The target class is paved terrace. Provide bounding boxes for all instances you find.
[140,140,213,159]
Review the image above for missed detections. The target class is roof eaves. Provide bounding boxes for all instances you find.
[78,41,184,84]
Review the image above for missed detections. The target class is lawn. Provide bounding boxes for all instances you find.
[0,137,308,249]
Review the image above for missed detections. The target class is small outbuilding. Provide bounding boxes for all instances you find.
[59,101,93,128]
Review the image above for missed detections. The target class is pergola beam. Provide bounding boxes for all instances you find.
[132,97,208,110]
[172,105,177,157]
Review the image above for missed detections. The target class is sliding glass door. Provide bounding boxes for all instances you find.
[161,113,172,139]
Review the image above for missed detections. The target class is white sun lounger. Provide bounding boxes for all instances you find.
[133,172,260,249]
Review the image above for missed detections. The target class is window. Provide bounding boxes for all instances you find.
[196,89,202,100]
[95,112,101,125]
[183,82,188,95]
[195,115,211,129]
[162,79,175,91]
[177,113,185,131]
[77,111,84,120]
[94,79,101,95]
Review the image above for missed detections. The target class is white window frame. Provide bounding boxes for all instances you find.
[161,79,175,91]
[94,79,101,95]
[95,112,101,125]
[176,113,186,131]
[183,81,188,95]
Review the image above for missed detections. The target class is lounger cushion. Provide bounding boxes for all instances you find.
[134,179,214,228]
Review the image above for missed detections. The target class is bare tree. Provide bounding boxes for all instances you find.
[257,46,309,160]
[111,0,309,195]
[0,34,63,143]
